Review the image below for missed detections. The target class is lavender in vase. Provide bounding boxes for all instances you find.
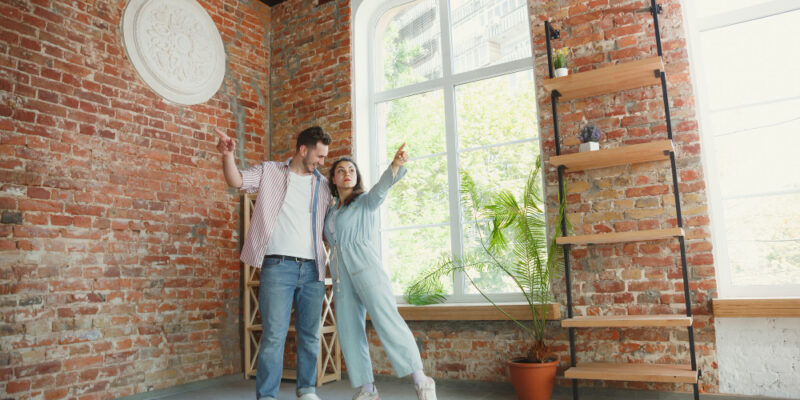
[579,124,602,152]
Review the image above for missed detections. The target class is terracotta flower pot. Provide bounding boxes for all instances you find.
[507,358,558,400]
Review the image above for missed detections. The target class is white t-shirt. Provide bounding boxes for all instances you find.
[265,172,315,259]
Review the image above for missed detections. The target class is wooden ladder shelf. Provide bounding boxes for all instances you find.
[544,2,700,398]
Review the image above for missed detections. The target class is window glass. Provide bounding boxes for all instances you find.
[377,0,443,90]
[449,0,532,74]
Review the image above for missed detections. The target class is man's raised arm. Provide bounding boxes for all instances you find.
[215,128,243,189]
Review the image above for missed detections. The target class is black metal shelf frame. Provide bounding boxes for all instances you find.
[544,1,700,399]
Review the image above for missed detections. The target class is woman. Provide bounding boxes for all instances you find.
[324,144,437,400]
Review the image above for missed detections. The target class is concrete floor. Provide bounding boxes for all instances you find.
[117,374,788,400]
[119,375,515,400]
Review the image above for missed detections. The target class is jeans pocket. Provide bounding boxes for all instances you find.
[262,257,282,268]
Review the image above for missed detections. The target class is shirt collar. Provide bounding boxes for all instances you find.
[284,157,322,179]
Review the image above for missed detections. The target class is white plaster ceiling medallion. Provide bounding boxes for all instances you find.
[122,0,226,105]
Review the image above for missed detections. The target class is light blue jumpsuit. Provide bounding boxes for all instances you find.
[324,164,423,387]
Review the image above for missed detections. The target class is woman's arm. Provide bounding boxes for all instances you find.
[364,143,408,210]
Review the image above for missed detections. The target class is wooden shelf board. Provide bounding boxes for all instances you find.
[549,140,673,172]
[557,228,683,245]
[394,302,561,321]
[282,368,297,379]
[319,373,340,384]
[713,298,800,318]
[562,315,692,328]
[282,368,340,382]
[543,56,663,101]
[248,324,337,334]
[246,304,561,323]
[565,363,697,383]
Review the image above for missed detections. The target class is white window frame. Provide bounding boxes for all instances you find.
[682,0,800,298]
[352,0,542,304]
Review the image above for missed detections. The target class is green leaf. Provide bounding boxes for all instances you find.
[404,155,569,346]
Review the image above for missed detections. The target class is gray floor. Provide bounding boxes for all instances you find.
[119,375,515,400]
[118,374,788,400]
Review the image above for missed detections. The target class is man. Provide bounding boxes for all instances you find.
[217,126,332,400]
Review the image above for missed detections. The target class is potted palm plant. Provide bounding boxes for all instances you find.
[404,157,566,400]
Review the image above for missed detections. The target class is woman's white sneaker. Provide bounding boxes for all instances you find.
[414,377,437,400]
[352,387,380,400]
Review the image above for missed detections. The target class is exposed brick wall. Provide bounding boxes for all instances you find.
[0,0,271,398]
[269,0,352,163]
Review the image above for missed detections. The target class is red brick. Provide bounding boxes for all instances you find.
[633,256,673,267]
[6,379,31,393]
[45,388,69,400]
[15,361,61,378]
[14,225,59,238]
[628,281,672,292]
[19,199,61,212]
[625,185,670,197]
[689,253,714,266]
[593,280,624,293]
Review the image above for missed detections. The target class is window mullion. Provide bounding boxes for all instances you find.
[373,57,534,103]
[438,0,465,299]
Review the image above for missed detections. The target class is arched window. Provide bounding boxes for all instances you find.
[353,0,541,302]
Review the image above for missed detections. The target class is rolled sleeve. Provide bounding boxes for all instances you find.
[239,163,264,193]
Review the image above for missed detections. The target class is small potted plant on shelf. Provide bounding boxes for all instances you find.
[579,123,602,152]
[404,157,566,400]
[553,47,569,77]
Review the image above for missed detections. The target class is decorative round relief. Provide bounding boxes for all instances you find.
[122,0,226,105]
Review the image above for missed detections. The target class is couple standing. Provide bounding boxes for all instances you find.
[217,126,437,400]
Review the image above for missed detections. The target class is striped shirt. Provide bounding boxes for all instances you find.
[238,159,331,281]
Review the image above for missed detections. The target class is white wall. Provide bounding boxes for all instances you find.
[716,318,800,398]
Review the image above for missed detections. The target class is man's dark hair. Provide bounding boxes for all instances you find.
[296,126,332,151]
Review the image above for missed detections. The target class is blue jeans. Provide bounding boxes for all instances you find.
[256,257,325,400]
